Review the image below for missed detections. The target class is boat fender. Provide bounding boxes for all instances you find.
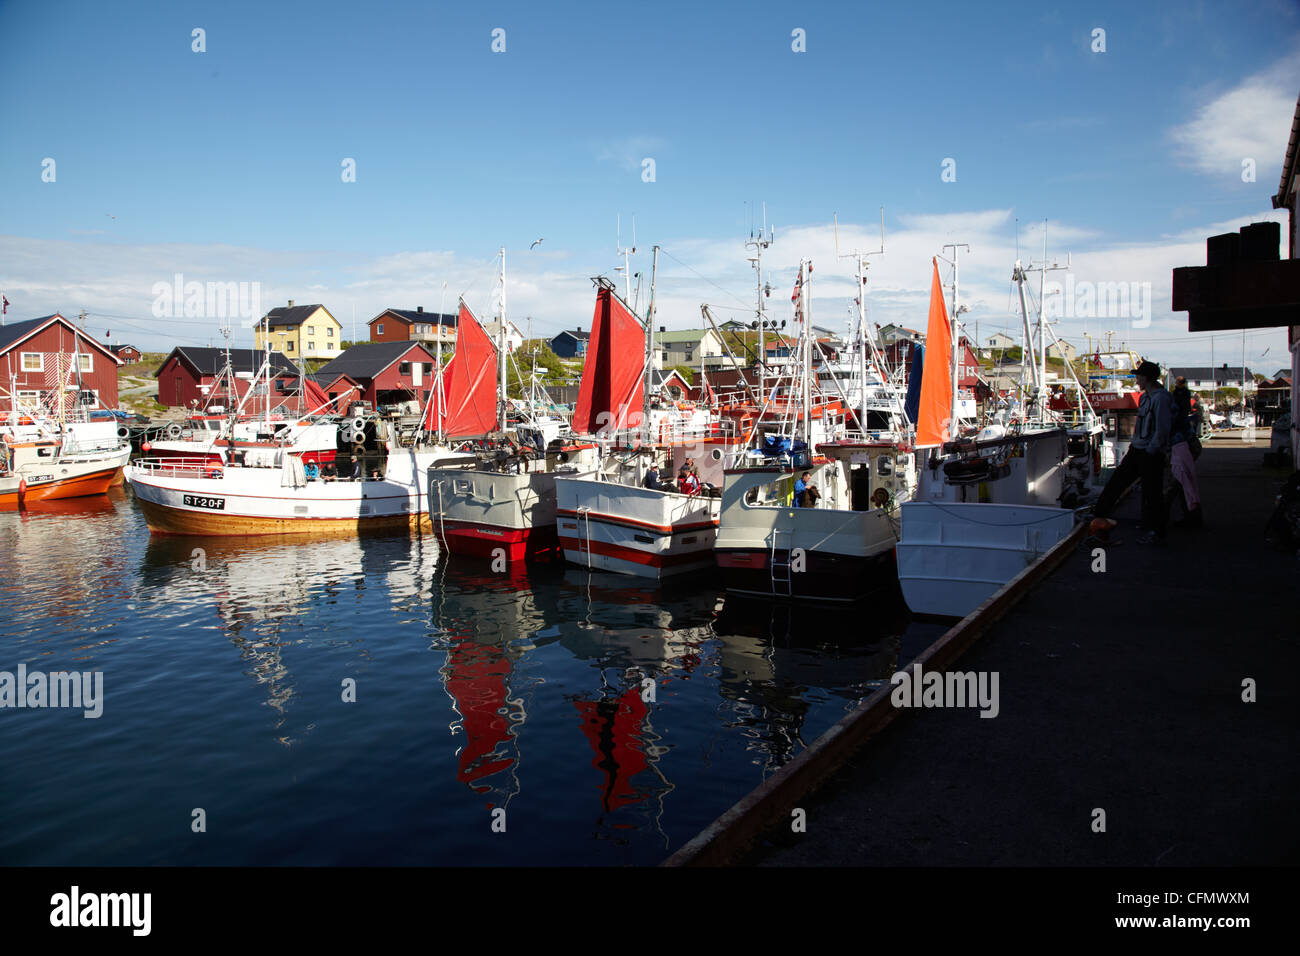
[140,441,151,453]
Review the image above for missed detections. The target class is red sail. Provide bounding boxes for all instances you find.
[301,377,330,413]
[572,283,645,437]
[425,300,498,437]
[916,258,953,447]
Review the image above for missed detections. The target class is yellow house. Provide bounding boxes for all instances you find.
[254,301,343,361]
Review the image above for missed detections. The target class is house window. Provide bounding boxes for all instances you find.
[327,327,334,337]
[285,341,293,351]
[377,324,384,335]
[399,362,411,375]
[17,389,41,406]
[78,353,93,372]
[21,352,42,372]
[308,342,315,351]
[422,363,433,374]
[308,326,315,335]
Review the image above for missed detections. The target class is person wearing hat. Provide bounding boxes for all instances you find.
[643,463,664,491]
[1091,360,1175,544]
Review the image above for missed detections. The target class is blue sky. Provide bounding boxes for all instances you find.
[2,0,1297,371]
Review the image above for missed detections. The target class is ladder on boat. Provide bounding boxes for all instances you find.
[769,526,793,597]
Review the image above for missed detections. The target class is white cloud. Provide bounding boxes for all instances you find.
[1,205,1290,367]
[1168,47,1300,179]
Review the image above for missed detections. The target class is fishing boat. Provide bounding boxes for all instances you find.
[555,262,743,578]
[426,281,600,562]
[1,395,131,501]
[715,252,918,601]
[141,347,345,465]
[897,253,1104,619]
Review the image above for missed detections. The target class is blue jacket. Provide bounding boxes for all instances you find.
[1131,386,1174,453]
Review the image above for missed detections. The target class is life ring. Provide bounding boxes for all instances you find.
[206,467,224,479]
[117,425,131,440]
[166,423,182,439]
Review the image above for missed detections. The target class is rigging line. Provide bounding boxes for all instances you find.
[656,248,752,309]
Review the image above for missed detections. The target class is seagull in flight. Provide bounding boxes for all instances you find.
[106,213,116,220]
[530,238,544,250]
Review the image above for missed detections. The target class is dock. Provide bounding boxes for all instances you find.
[667,437,1298,866]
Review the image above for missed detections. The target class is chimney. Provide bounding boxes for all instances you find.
[288,299,294,308]
[417,306,424,313]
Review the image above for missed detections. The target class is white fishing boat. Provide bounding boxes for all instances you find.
[424,279,601,562]
[715,252,918,601]
[1,381,131,501]
[127,436,473,536]
[555,262,745,578]
[897,251,1104,619]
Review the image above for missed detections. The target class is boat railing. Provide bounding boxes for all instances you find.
[130,457,226,479]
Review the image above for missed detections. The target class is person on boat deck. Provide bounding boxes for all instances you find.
[304,460,319,480]
[643,464,664,490]
[1091,360,1174,544]
[678,467,701,496]
[677,458,695,482]
[350,455,362,480]
[794,471,820,507]
[320,462,337,481]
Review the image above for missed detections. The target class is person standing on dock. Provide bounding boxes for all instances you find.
[1091,360,1174,544]
[1168,377,1203,527]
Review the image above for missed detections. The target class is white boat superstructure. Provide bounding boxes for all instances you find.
[897,246,1104,619]
[127,437,474,536]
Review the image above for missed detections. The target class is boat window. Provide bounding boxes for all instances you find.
[454,478,471,495]
[877,455,893,477]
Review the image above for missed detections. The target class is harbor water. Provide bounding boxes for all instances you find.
[0,488,940,865]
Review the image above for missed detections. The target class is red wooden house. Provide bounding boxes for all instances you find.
[0,314,122,413]
[154,346,297,409]
[313,341,441,407]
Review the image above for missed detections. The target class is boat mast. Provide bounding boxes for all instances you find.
[941,243,969,432]
[835,208,886,432]
[616,215,637,304]
[643,245,659,444]
[498,246,508,432]
[435,281,447,442]
[799,259,812,445]
[745,205,774,404]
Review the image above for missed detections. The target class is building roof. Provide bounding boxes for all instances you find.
[1273,92,1300,212]
[655,329,715,344]
[261,304,331,328]
[157,346,297,378]
[315,341,435,380]
[552,329,590,341]
[1167,366,1255,384]
[0,314,122,363]
[370,308,458,327]
[108,344,140,355]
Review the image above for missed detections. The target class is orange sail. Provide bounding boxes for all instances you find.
[425,300,499,437]
[916,258,953,447]
[572,282,645,437]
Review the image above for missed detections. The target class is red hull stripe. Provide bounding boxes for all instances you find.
[555,507,716,536]
[557,535,712,568]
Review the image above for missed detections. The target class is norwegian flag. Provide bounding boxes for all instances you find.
[2,295,8,315]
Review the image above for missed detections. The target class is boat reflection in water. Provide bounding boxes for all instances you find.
[710,594,909,774]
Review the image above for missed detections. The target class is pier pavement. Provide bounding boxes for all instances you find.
[703,438,1298,866]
